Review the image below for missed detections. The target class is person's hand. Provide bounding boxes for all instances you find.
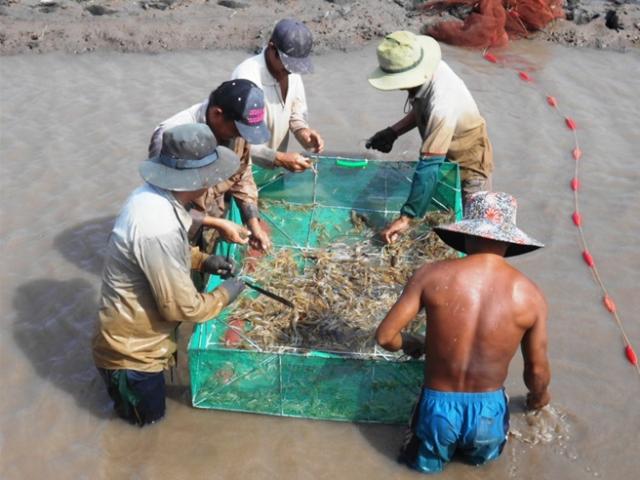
[365,127,398,153]
[296,128,324,153]
[402,332,425,359]
[380,216,411,244]
[248,221,272,252]
[214,218,251,244]
[202,255,235,277]
[526,390,550,411]
[219,278,246,303]
[275,152,312,172]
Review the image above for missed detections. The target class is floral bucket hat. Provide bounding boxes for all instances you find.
[433,191,544,257]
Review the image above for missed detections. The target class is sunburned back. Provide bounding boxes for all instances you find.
[419,254,538,391]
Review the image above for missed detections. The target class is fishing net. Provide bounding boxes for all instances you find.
[419,0,565,48]
[188,156,462,423]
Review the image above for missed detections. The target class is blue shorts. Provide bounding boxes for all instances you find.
[99,368,166,427]
[399,388,509,474]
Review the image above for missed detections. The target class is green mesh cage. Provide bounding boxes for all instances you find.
[188,156,462,423]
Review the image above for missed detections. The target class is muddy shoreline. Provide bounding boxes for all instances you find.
[0,0,638,56]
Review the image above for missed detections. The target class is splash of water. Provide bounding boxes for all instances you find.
[508,404,570,445]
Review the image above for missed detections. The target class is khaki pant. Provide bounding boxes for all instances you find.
[461,171,492,212]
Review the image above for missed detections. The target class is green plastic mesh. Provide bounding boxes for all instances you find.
[188,156,462,423]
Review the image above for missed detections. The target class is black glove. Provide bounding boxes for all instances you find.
[202,255,234,277]
[365,127,398,153]
[219,278,246,303]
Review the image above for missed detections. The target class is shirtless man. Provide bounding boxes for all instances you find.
[376,191,550,474]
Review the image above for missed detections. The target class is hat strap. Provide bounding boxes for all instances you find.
[159,152,218,170]
[380,47,424,74]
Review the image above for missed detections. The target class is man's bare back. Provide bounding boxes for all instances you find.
[376,237,550,409]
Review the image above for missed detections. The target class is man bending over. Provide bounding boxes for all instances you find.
[376,191,550,474]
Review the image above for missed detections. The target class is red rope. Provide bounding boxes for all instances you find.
[482,49,639,374]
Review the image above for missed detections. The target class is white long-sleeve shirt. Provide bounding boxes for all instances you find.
[231,50,310,168]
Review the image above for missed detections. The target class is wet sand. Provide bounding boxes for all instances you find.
[1,0,639,55]
[1,41,639,479]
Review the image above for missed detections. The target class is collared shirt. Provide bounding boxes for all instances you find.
[92,183,229,372]
[231,50,310,168]
[412,61,493,178]
[148,101,258,220]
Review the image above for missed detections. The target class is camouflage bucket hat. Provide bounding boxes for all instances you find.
[433,191,544,257]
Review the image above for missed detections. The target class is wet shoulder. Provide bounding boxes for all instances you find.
[510,266,547,319]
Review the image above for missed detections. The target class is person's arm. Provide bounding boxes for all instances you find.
[289,79,323,160]
[250,143,312,172]
[249,144,278,169]
[201,216,250,245]
[376,273,424,355]
[137,235,241,324]
[230,144,271,251]
[391,111,418,136]
[289,76,310,134]
[521,298,551,410]
[396,114,453,220]
[366,112,417,153]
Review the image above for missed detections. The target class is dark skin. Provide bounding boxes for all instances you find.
[376,236,551,410]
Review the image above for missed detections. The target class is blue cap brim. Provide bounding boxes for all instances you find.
[278,50,314,75]
[235,119,271,145]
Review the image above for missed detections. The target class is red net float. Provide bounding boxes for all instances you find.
[572,211,582,226]
[626,344,638,366]
[546,96,558,107]
[572,147,582,160]
[582,250,595,268]
[518,71,532,82]
[570,178,580,191]
[565,117,577,130]
[484,52,498,63]
[603,295,616,313]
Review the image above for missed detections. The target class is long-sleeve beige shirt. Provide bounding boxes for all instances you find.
[92,183,229,372]
[412,61,493,179]
[231,50,310,168]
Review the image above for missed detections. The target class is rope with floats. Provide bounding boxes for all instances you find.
[482,49,639,375]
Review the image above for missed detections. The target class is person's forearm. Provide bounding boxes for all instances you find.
[201,216,224,228]
[246,216,261,232]
[377,333,402,352]
[523,361,550,400]
[400,156,445,218]
[237,201,259,223]
[250,144,278,169]
[190,246,209,271]
[390,111,417,136]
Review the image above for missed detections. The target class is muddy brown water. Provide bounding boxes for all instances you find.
[1,43,639,479]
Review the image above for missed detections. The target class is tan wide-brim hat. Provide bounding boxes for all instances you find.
[368,31,441,91]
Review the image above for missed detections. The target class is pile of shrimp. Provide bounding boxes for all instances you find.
[226,211,457,355]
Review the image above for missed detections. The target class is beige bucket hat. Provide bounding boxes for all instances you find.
[368,31,441,91]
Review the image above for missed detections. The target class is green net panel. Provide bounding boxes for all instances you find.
[188,156,462,423]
